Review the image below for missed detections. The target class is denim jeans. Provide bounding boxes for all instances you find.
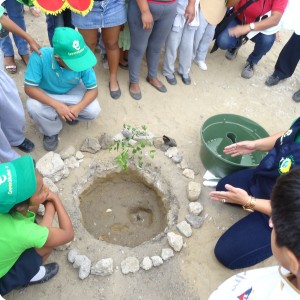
[0,0,28,57]
[46,10,74,46]
[214,168,272,269]
[216,17,276,64]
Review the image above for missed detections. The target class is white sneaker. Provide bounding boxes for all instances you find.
[197,61,207,71]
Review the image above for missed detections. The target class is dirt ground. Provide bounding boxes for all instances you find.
[4,9,300,300]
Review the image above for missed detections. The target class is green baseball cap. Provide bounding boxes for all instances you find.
[52,27,97,72]
[0,156,36,213]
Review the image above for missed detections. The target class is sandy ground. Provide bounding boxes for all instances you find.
[4,10,300,300]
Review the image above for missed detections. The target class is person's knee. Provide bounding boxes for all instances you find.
[105,40,119,52]
[84,100,101,119]
[26,99,42,119]
[214,239,237,270]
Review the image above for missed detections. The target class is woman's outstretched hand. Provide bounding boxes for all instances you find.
[223,140,256,157]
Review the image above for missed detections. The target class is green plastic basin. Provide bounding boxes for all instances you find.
[200,114,269,178]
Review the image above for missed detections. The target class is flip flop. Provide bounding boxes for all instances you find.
[5,65,17,74]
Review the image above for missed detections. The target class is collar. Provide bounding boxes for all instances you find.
[278,266,300,294]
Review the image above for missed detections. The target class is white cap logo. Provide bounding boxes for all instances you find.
[72,40,80,51]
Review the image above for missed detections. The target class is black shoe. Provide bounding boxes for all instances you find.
[293,89,300,103]
[109,81,121,99]
[129,83,142,100]
[16,138,35,153]
[265,74,281,86]
[146,77,167,93]
[43,135,58,151]
[28,263,59,285]
[241,61,255,79]
[225,47,239,60]
[165,75,177,85]
[66,120,79,126]
[178,72,191,85]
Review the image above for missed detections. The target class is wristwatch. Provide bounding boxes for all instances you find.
[249,22,255,31]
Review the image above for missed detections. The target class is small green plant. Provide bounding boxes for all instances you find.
[110,124,156,170]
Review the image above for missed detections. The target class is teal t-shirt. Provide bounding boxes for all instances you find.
[0,211,48,278]
[0,6,4,29]
[24,47,97,94]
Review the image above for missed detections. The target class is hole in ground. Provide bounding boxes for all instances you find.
[79,169,168,248]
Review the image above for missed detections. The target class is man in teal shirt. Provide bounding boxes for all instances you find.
[25,27,101,151]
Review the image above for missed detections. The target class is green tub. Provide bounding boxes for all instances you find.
[200,114,270,178]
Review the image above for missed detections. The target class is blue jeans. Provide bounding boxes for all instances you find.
[216,18,276,64]
[214,168,272,269]
[1,0,28,57]
[46,10,74,46]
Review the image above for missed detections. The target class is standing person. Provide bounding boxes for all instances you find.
[25,27,101,151]
[162,0,200,86]
[128,0,195,100]
[216,0,288,79]
[265,0,300,102]
[72,0,127,100]
[0,156,74,296]
[1,0,29,73]
[210,117,300,269]
[209,168,300,299]
[0,3,40,162]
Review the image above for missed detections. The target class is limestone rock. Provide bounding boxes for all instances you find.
[91,258,114,276]
[167,232,183,252]
[121,257,140,274]
[121,129,133,139]
[36,152,64,177]
[172,154,183,163]
[140,257,153,271]
[80,137,101,154]
[183,169,195,180]
[165,147,178,158]
[185,214,205,229]
[43,177,59,193]
[75,151,84,160]
[59,146,76,160]
[73,255,91,280]
[187,181,201,201]
[52,166,70,182]
[99,133,114,150]
[161,248,174,261]
[68,249,79,263]
[151,256,163,267]
[178,159,188,170]
[64,156,80,169]
[113,132,125,142]
[176,221,192,237]
[188,202,203,215]
[160,144,170,152]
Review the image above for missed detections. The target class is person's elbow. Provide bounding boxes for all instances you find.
[270,11,283,26]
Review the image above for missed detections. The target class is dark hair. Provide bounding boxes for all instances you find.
[271,168,300,258]
[9,198,30,214]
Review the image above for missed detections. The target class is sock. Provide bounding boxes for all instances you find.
[30,266,46,282]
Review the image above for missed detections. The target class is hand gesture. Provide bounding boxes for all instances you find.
[223,140,256,157]
[54,102,77,122]
[210,184,249,206]
[141,11,153,30]
[229,25,250,38]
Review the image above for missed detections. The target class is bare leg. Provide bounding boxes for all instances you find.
[77,28,98,52]
[102,25,122,91]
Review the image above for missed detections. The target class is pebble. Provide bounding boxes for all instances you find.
[182,169,195,180]
[59,146,76,160]
[151,256,163,267]
[188,202,203,215]
[121,257,140,274]
[91,258,114,276]
[176,221,192,237]
[185,214,205,229]
[187,181,201,201]
[80,137,101,153]
[167,232,183,252]
[161,248,174,261]
[140,257,153,271]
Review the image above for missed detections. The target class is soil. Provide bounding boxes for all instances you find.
[4,9,300,300]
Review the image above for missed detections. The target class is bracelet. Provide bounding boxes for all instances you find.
[242,196,256,212]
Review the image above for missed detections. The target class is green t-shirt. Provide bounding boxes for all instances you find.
[0,211,49,278]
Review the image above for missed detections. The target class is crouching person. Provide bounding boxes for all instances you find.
[0,156,74,296]
[25,27,101,151]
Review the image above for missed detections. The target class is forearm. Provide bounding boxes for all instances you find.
[252,198,271,216]
[25,85,62,109]
[136,0,150,13]
[248,11,283,31]
[75,88,98,112]
[39,202,56,227]
[254,131,285,152]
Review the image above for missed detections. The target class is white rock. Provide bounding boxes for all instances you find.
[121,257,140,274]
[188,202,203,215]
[113,133,125,141]
[176,221,192,237]
[167,232,183,252]
[91,258,114,276]
[151,256,163,267]
[165,147,179,158]
[52,166,70,182]
[36,152,64,177]
[187,181,201,201]
[140,257,153,271]
[172,154,183,163]
[64,156,80,169]
[59,146,76,160]
[43,177,59,193]
[161,248,174,261]
[73,255,91,280]
[182,169,195,180]
[75,151,84,160]
[179,159,188,169]
[68,249,79,263]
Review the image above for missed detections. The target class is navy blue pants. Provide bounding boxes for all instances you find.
[215,168,272,269]
[0,248,42,295]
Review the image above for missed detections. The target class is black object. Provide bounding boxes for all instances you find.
[16,138,35,153]
[163,135,177,147]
